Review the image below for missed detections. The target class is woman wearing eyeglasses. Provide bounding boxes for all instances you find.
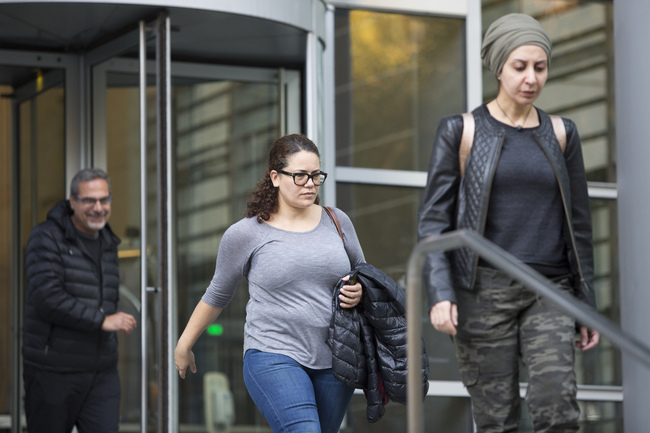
[175,133,365,433]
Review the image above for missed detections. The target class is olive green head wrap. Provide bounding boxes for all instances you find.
[481,13,552,78]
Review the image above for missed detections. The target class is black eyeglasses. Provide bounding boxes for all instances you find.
[279,170,327,186]
[73,193,112,207]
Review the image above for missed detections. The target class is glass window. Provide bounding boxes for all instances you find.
[518,400,623,433]
[174,80,279,428]
[481,2,620,430]
[336,183,461,383]
[481,1,615,183]
[482,0,619,379]
[574,199,621,386]
[7,69,65,431]
[335,10,466,171]
[345,395,473,432]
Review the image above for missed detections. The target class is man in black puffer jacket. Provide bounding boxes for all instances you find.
[22,168,137,433]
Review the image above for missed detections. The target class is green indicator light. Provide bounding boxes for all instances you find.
[206,324,224,336]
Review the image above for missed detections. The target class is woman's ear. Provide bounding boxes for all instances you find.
[270,170,280,187]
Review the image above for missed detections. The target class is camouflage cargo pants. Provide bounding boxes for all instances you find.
[454,267,580,433]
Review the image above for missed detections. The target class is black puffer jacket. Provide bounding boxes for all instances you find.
[328,262,430,423]
[418,104,595,311]
[22,200,121,372]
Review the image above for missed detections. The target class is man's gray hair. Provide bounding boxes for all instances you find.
[70,168,111,196]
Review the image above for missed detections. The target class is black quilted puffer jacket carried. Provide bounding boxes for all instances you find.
[23,200,121,372]
[327,262,430,423]
[418,104,596,312]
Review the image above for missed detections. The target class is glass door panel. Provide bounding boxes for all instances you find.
[174,79,278,431]
[18,73,66,244]
[1,66,66,432]
[101,74,154,432]
[100,62,289,431]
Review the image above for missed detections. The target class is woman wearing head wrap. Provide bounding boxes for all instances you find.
[418,13,599,432]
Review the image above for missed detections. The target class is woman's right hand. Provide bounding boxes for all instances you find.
[430,301,458,336]
[174,345,197,379]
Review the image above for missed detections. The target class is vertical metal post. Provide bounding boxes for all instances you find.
[322,3,337,206]
[614,0,650,431]
[465,0,482,111]
[406,254,425,433]
[138,20,149,433]
[305,31,317,140]
[156,10,174,433]
[279,67,286,137]
[10,91,22,433]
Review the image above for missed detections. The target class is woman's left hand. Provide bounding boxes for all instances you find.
[576,326,600,351]
[339,274,362,308]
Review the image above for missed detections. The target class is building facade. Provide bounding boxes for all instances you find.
[0,0,630,432]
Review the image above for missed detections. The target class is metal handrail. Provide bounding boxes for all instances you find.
[406,229,650,433]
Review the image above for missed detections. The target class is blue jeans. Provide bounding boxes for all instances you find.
[243,349,354,433]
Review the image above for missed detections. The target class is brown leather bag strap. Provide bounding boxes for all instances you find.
[459,112,567,177]
[324,206,344,243]
[459,112,475,177]
[549,114,567,154]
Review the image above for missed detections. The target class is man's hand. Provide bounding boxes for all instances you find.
[575,326,599,351]
[430,301,458,336]
[102,312,137,335]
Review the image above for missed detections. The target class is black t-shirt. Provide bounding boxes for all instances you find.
[480,109,570,277]
[76,228,102,268]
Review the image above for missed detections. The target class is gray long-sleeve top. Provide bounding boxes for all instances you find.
[202,207,365,369]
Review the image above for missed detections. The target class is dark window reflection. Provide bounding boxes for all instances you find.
[335,10,466,171]
[336,183,461,383]
[343,394,473,433]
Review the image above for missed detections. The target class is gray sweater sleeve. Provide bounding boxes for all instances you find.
[201,218,260,308]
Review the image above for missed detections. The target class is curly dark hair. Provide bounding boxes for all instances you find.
[246,134,321,222]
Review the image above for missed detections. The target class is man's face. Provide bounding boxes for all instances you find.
[69,178,112,236]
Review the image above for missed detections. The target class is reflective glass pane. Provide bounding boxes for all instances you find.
[104,74,279,431]
[335,10,465,171]
[103,77,151,430]
[174,80,279,430]
[19,85,66,239]
[481,1,620,427]
[481,1,615,183]
[344,395,473,432]
[518,400,623,433]
[13,71,65,431]
[574,198,621,387]
[336,183,460,383]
